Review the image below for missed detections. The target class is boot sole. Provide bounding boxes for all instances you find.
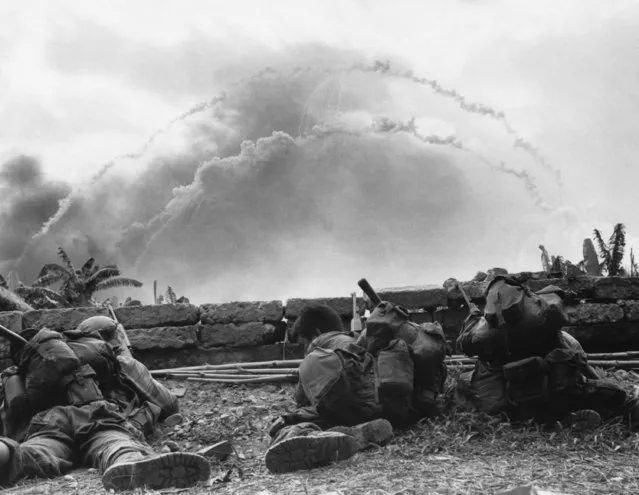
[102,452,210,492]
[357,419,394,446]
[265,435,359,474]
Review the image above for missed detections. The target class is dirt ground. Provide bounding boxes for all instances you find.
[7,369,639,495]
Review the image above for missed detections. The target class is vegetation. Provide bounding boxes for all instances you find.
[540,223,637,278]
[0,286,33,312]
[593,223,627,276]
[631,248,639,277]
[155,284,190,304]
[31,247,143,307]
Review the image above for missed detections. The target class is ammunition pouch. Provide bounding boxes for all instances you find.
[503,348,588,407]
[0,367,32,440]
[503,356,549,406]
[61,364,104,406]
[375,339,414,424]
[545,348,586,395]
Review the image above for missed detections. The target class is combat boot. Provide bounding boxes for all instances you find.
[560,409,602,431]
[265,430,359,474]
[101,452,210,492]
[328,418,394,450]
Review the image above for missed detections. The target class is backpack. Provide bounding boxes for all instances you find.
[483,277,568,357]
[298,346,382,426]
[359,301,448,410]
[16,328,84,413]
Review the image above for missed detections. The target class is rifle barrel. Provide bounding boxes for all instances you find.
[0,323,27,346]
[455,283,473,308]
[358,278,382,306]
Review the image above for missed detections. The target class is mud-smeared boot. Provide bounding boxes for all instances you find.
[265,431,359,474]
[101,452,210,492]
[560,409,602,432]
[328,418,394,450]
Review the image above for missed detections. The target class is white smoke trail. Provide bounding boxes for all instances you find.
[355,60,562,185]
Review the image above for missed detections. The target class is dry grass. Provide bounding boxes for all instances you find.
[9,369,639,495]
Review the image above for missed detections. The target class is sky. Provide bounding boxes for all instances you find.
[1,0,638,303]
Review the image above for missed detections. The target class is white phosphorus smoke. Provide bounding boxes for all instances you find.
[2,53,562,301]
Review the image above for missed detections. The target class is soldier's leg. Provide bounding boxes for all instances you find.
[73,401,209,492]
[0,406,77,487]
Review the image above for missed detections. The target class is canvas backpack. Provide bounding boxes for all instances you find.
[483,276,568,357]
[359,301,448,411]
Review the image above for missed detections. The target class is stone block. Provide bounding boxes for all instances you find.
[115,304,200,329]
[376,286,448,309]
[622,301,639,321]
[200,301,283,325]
[199,322,277,348]
[285,297,365,319]
[527,277,595,297]
[563,322,639,352]
[565,303,624,325]
[128,325,199,350]
[446,281,489,304]
[0,311,23,358]
[593,277,639,300]
[22,307,109,332]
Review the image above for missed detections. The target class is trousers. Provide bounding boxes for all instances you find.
[0,400,154,487]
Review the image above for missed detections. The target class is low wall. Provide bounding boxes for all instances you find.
[1,272,638,369]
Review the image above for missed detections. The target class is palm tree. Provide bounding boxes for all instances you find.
[35,247,143,307]
[593,223,627,276]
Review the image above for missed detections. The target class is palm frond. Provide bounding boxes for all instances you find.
[80,257,96,276]
[37,263,71,279]
[57,247,78,283]
[16,286,68,306]
[33,271,67,288]
[593,229,609,261]
[0,286,33,311]
[85,267,121,289]
[94,277,143,292]
[609,223,626,276]
[59,279,78,302]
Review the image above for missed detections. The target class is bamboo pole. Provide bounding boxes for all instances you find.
[150,352,639,379]
[187,375,297,384]
[588,360,639,369]
[585,352,639,360]
[165,368,299,377]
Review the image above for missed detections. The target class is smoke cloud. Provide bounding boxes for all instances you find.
[0,155,71,261]
[1,47,561,302]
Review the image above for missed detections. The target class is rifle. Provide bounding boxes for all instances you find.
[357,278,410,319]
[357,278,382,306]
[455,283,481,316]
[0,323,27,347]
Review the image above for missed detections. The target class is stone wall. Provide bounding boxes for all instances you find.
[1,272,639,369]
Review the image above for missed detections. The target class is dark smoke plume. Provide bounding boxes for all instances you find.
[0,155,71,263]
